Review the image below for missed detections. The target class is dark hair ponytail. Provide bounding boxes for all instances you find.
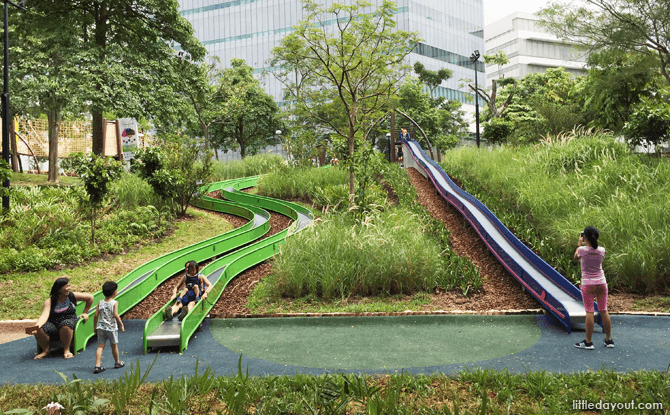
[583,226,599,249]
[50,277,70,305]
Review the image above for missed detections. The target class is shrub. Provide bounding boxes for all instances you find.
[482,118,514,145]
[0,184,171,273]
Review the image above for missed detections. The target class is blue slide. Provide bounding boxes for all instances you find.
[402,137,598,333]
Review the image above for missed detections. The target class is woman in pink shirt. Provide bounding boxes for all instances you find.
[574,226,614,350]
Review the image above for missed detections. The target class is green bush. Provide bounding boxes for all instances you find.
[0,184,171,274]
[482,118,514,145]
[270,210,446,299]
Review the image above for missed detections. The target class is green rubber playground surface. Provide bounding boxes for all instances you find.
[211,315,541,370]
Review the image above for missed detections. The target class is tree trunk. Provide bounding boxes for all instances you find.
[237,120,246,158]
[9,120,18,173]
[47,107,61,183]
[92,6,108,156]
[91,206,96,243]
[348,109,356,199]
[92,111,104,155]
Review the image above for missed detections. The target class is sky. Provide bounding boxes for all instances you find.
[483,0,549,25]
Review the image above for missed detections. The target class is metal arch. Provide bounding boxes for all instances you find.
[364,109,435,160]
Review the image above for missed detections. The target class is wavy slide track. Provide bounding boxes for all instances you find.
[68,176,312,355]
[403,138,598,333]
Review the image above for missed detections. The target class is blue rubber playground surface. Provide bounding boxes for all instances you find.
[1,314,668,385]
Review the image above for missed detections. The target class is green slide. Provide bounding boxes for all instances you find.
[69,176,311,355]
[143,176,313,353]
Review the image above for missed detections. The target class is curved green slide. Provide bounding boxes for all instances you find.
[69,176,313,355]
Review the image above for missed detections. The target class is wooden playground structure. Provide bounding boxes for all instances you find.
[3,117,149,172]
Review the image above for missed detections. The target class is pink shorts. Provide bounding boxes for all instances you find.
[581,283,608,313]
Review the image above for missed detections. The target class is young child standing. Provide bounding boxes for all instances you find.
[93,281,125,374]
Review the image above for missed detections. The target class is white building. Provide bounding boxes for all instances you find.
[484,12,587,88]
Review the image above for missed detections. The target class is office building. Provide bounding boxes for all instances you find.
[484,12,587,88]
[178,0,485,106]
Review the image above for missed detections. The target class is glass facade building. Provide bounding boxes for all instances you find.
[178,0,485,106]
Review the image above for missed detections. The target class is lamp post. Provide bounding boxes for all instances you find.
[385,132,391,162]
[2,0,25,211]
[470,50,481,148]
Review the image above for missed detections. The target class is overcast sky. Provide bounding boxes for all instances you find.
[483,0,549,25]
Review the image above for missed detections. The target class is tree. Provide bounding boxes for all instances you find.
[23,0,206,155]
[398,79,467,153]
[271,0,420,197]
[622,98,670,152]
[14,16,87,183]
[539,0,670,84]
[469,51,517,120]
[61,153,123,242]
[581,50,658,133]
[413,62,451,98]
[503,68,585,142]
[178,56,223,154]
[210,59,281,158]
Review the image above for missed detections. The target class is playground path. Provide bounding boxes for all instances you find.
[0,314,668,385]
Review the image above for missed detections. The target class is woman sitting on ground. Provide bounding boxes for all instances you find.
[26,277,94,359]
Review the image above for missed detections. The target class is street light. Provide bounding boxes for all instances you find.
[385,132,391,162]
[2,0,26,211]
[470,50,481,148]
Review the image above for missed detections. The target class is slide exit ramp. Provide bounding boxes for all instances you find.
[403,138,597,333]
[70,178,273,354]
[143,176,313,354]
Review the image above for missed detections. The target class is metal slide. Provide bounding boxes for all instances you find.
[403,138,598,333]
[69,176,312,354]
[143,176,313,354]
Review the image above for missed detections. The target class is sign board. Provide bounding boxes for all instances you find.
[119,118,139,161]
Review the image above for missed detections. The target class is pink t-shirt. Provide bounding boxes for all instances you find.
[577,246,606,285]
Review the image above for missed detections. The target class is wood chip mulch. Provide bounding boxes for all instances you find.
[406,168,538,312]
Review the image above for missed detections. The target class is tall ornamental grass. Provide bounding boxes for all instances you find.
[256,166,348,199]
[257,166,388,211]
[109,172,158,209]
[210,153,288,181]
[441,134,670,292]
[270,210,445,299]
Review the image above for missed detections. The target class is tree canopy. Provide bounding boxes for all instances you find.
[20,0,206,154]
[209,59,281,158]
[539,0,670,84]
